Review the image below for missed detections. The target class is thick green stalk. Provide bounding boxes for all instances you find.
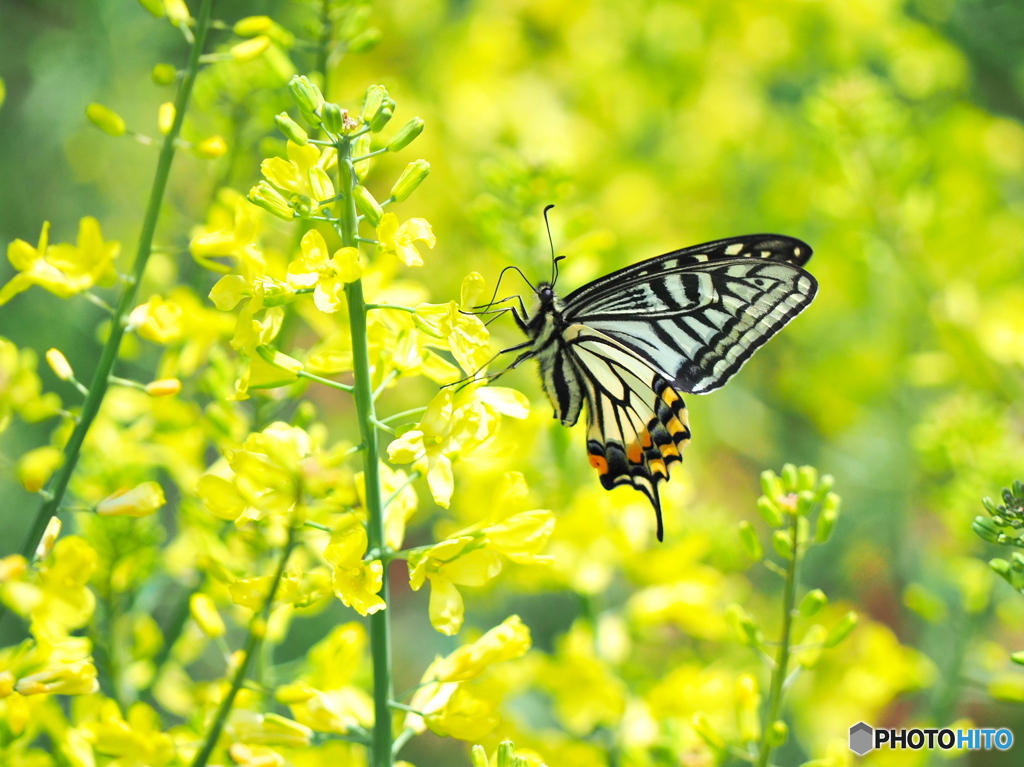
[756,514,799,767]
[338,138,393,767]
[14,0,215,563]
[188,528,297,767]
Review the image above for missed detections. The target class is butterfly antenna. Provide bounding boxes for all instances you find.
[476,265,535,314]
[543,204,559,286]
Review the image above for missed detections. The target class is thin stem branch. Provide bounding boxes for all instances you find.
[756,514,800,767]
[188,526,297,767]
[9,0,215,569]
[297,369,355,393]
[338,137,394,767]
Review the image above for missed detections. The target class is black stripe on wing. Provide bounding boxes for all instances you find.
[561,235,812,320]
[571,259,817,395]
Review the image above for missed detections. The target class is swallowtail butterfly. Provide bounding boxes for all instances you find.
[488,211,817,541]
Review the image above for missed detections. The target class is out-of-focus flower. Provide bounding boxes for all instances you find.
[538,621,627,735]
[96,481,166,518]
[423,684,499,741]
[376,212,435,267]
[413,301,491,374]
[323,517,385,616]
[433,615,531,683]
[196,421,313,524]
[0,218,119,305]
[83,700,175,766]
[17,445,64,493]
[0,338,62,431]
[227,710,313,748]
[129,295,184,343]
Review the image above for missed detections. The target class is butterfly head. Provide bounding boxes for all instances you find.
[536,282,556,306]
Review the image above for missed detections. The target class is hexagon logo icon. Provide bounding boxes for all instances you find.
[849,722,874,756]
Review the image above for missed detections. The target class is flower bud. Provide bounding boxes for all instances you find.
[158,102,176,135]
[497,741,516,767]
[145,378,182,397]
[767,720,789,747]
[781,463,799,492]
[390,159,430,202]
[824,611,858,648]
[973,515,1003,544]
[738,521,762,560]
[388,117,425,152]
[46,349,74,381]
[799,588,828,617]
[96,481,166,518]
[991,558,1012,585]
[274,113,308,146]
[1012,651,1024,667]
[86,103,126,137]
[288,75,323,125]
[795,490,815,516]
[369,106,393,132]
[361,84,388,123]
[230,36,270,62]
[470,745,488,767]
[233,15,273,36]
[190,593,226,638]
[816,473,834,498]
[757,496,783,527]
[772,529,793,560]
[353,185,384,226]
[321,102,345,135]
[36,517,62,561]
[164,0,190,25]
[797,465,817,492]
[822,491,841,516]
[815,508,838,543]
[18,446,63,494]
[152,63,177,85]
[760,470,783,501]
[196,135,228,158]
[248,182,295,220]
[136,0,165,17]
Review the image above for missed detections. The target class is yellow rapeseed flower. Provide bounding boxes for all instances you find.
[0,218,119,305]
[407,536,502,635]
[376,212,436,267]
[323,518,385,616]
[433,614,532,683]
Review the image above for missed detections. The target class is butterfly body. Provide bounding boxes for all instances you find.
[505,234,817,541]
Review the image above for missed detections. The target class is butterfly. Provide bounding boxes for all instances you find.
[482,209,817,541]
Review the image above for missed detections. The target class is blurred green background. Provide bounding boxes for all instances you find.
[5,0,1024,764]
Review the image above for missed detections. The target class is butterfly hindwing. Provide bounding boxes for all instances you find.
[559,326,692,541]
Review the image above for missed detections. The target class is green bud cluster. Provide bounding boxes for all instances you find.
[973,480,1024,550]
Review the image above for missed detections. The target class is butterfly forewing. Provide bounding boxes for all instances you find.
[562,235,817,394]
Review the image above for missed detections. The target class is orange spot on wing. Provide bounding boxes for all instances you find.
[588,454,609,474]
[640,429,653,448]
[627,442,643,463]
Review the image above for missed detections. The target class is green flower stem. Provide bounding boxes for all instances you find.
[366,303,417,313]
[297,369,355,393]
[337,136,394,767]
[188,527,297,767]
[12,0,215,566]
[756,514,800,767]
